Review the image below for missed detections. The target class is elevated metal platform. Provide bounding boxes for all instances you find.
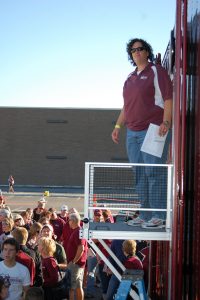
[82,162,173,241]
[81,221,171,241]
[81,162,173,299]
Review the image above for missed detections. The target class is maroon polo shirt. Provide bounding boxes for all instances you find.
[123,62,173,131]
[66,226,87,268]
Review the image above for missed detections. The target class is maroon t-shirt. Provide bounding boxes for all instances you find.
[123,62,173,131]
[16,250,36,286]
[50,217,65,241]
[66,226,87,268]
[41,256,59,287]
[124,255,143,270]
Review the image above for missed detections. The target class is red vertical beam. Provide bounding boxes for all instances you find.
[179,0,187,297]
[193,4,200,298]
[171,0,186,299]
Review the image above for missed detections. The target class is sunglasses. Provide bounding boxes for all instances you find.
[131,46,145,54]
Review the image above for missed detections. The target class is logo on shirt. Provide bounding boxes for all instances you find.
[140,76,148,80]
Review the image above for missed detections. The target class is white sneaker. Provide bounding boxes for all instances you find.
[127,217,144,226]
[142,218,164,228]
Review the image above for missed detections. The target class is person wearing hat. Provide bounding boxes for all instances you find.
[57,205,68,223]
[40,224,67,270]
[49,208,65,242]
[13,214,24,228]
[32,198,47,222]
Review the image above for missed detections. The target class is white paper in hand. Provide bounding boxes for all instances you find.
[141,123,168,158]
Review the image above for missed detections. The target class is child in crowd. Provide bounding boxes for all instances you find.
[38,237,59,299]
[122,240,143,270]
[40,224,67,270]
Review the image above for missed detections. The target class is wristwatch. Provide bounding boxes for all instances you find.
[163,120,170,128]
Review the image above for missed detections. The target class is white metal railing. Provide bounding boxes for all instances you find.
[81,162,173,241]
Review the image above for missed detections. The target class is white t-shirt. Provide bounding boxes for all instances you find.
[0,261,31,300]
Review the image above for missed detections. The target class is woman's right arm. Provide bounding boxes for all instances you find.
[111,107,125,144]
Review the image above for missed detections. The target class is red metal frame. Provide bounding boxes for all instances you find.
[149,1,200,298]
[171,0,184,299]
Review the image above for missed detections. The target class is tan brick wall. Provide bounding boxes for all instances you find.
[0,107,127,186]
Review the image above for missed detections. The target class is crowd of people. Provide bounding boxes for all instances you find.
[0,195,149,300]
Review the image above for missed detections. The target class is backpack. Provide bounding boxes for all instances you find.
[51,268,71,300]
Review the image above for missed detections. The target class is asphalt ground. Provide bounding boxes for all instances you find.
[2,191,84,214]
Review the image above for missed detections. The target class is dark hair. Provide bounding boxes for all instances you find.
[25,287,44,300]
[48,207,56,213]
[126,38,154,66]
[2,237,20,252]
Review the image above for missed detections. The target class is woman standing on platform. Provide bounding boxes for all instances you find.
[111,38,172,227]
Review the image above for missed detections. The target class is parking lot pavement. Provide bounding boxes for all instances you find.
[2,191,84,214]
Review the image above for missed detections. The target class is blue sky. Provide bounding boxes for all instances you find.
[0,0,176,109]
